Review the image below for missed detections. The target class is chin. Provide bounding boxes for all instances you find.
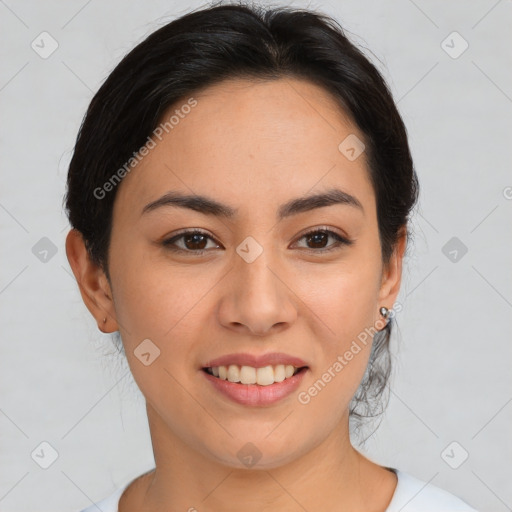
[205,435,307,471]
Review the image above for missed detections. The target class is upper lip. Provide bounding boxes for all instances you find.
[202,352,308,369]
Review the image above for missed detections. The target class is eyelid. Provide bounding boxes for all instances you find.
[291,226,354,252]
[294,225,351,243]
[162,228,222,250]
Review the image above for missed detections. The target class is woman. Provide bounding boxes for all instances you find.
[65,2,478,511]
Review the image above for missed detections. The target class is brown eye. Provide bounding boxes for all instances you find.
[162,230,220,254]
[305,231,329,249]
[181,232,208,250]
[294,228,353,253]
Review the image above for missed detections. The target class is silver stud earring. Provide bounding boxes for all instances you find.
[103,317,107,324]
[379,306,390,319]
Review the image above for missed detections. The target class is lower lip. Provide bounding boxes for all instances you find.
[202,368,308,407]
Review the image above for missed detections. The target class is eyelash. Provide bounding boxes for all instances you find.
[161,227,353,256]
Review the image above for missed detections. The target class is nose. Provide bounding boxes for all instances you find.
[216,246,297,337]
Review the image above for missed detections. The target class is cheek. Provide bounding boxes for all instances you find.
[296,258,381,401]
[293,274,379,427]
[302,258,381,344]
[108,249,224,400]
[109,240,202,339]
[108,261,204,409]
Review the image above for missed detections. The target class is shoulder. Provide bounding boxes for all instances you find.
[386,469,479,512]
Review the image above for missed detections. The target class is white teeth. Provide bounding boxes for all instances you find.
[239,365,257,384]
[227,364,239,383]
[256,365,274,386]
[207,364,302,385]
[273,364,286,383]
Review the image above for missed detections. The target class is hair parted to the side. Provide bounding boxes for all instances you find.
[64,0,419,443]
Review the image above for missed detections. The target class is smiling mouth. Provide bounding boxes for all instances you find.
[202,364,308,386]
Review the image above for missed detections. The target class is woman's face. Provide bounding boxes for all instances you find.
[79,77,404,469]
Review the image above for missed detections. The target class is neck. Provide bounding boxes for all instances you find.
[126,402,396,512]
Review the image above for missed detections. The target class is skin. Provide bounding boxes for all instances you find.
[66,77,406,512]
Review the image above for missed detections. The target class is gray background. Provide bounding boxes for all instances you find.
[1,0,511,510]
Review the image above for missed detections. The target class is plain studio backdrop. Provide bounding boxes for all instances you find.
[1,0,511,510]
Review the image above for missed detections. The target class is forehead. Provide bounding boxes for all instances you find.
[113,77,374,222]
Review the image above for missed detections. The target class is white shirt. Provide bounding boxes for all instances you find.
[79,468,479,511]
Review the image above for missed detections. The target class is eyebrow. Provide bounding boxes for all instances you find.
[141,188,364,220]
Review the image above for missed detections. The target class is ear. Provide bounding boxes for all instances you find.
[65,229,118,333]
[378,226,407,309]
